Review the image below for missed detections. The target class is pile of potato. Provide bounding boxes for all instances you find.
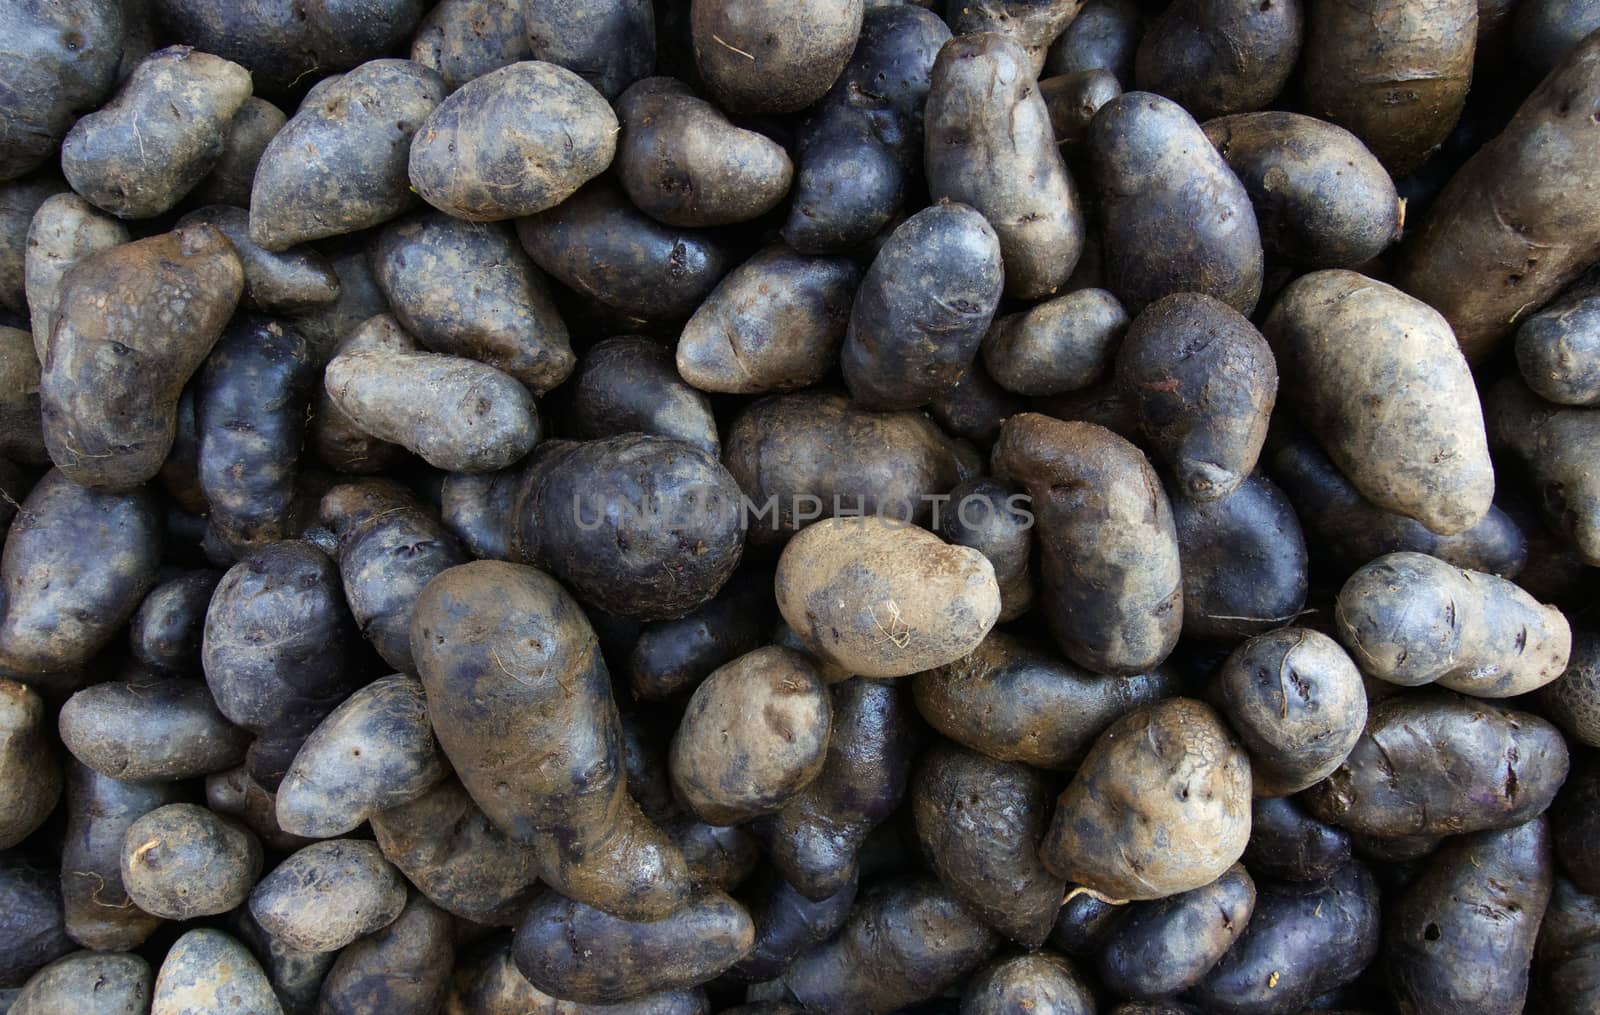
[4,0,1600,1012]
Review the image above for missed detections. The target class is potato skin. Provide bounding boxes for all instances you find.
[1089,92,1263,315]
[205,765,313,854]
[1263,270,1494,535]
[993,414,1182,675]
[1040,69,1123,148]
[150,928,281,1015]
[317,890,454,1015]
[523,0,654,99]
[691,0,864,114]
[1170,474,1307,642]
[59,675,248,782]
[629,571,770,701]
[0,174,63,314]
[570,337,719,456]
[1303,690,1570,838]
[0,327,45,467]
[10,951,151,1015]
[512,889,754,1004]
[190,97,286,208]
[120,803,261,921]
[925,32,1083,299]
[23,192,127,351]
[59,762,177,951]
[40,224,242,490]
[841,202,1005,410]
[1334,551,1571,697]
[448,936,712,1015]
[0,472,162,688]
[1241,795,1352,882]
[981,288,1128,398]
[729,869,858,982]
[960,953,1095,1015]
[939,476,1035,622]
[1046,0,1142,83]
[0,1,125,182]
[1387,817,1553,1015]
[1042,698,1253,901]
[1537,624,1600,747]
[946,0,1085,74]
[176,206,339,315]
[0,681,58,850]
[1554,757,1600,893]
[251,840,407,953]
[411,0,530,91]
[1515,271,1600,407]
[1098,862,1255,999]
[1486,377,1600,565]
[129,569,222,674]
[1135,0,1301,119]
[439,465,524,562]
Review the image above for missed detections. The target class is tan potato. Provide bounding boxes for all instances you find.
[151,930,282,1015]
[313,315,414,474]
[22,194,127,355]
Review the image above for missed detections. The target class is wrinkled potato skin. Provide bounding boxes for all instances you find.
[1041,698,1253,901]
[129,569,222,674]
[60,762,178,951]
[729,869,858,982]
[1242,795,1352,882]
[993,414,1182,675]
[0,1,125,181]
[175,206,339,314]
[40,225,242,490]
[960,953,1096,1015]
[981,288,1128,398]
[1335,552,1571,697]
[1304,690,1570,838]
[10,951,151,1015]
[229,905,336,1015]
[150,929,281,1015]
[1486,377,1600,565]
[0,680,59,849]
[23,193,128,351]
[523,0,654,99]
[1170,473,1307,641]
[925,33,1084,300]
[570,337,719,456]
[317,891,455,1015]
[939,476,1035,622]
[250,840,408,952]
[946,0,1085,73]
[629,570,770,701]
[1135,0,1303,120]
[1099,863,1256,999]
[59,675,248,782]
[692,0,865,114]
[0,327,46,466]
[0,473,162,687]
[410,61,618,221]
[1263,270,1495,536]
[190,97,287,208]
[119,803,262,920]
[1090,92,1264,315]
[1538,624,1600,747]
[60,47,251,219]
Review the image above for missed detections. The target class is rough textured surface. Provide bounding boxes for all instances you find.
[59,675,247,782]
[1098,862,1255,999]
[23,193,128,352]
[691,0,864,114]
[120,803,261,921]
[0,680,59,849]
[981,288,1128,398]
[570,337,719,455]
[316,891,453,1015]
[250,840,407,952]
[0,1,125,181]
[1487,377,1600,565]
[150,929,282,1015]
[960,953,1096,1015]
[10,952,151,1015]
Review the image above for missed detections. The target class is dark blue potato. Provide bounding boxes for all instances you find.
[781,5,950,253]
[118,802,262,921]
[250,840,407,953]
[229,906,337,1015]
[190,97,288,208]
[1192,862,1381,1014]
[1050,890,1126,956]
[439,465,525,561]
[1515,269,1600,407]
[1241,796,1352,883]
[628,568,770,701]
[1536,877,1600,1015]
[1135,0,1303,120]
[569,337,719,456]
[1169,474,1306,642]
[1098,862,1256,999]
[57,673,248,781]
[980,287,1129,399]
[0,472,162,690]
[59,762,179,951]
[729,869,858,982]
[0,853,73,988]
[961,953,1096,1015]
[128,569,223,674]
[0,1,125,181]
[1514,0,1600,80]
[449,936,711,1014]
[175,206,341,315]
[1041,69,1124,149]
[1553,755,1600,894]
[411,0,531,92]
[1046,0,1143,84]
[841,202,1004,410]
[523,0,655,99]
[691,0,865,114]
[316,890,453,1014]
[940,476,1035,622]
[929,360,1026,449]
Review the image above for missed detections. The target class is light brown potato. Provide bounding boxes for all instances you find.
[0,680,59,849]
[22,193,127,355]
[313,315,414,474]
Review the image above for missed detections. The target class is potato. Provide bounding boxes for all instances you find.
[1334,551,1571,697]
[229,907,337,1015]
[22,193,127,350]
[1487,377,1600,564]
[1388,817,1552,1014]
[0,327,45,466]
[60,47,250,218]
[150,929,282,1015]
[1514,0,1600,79]
[981,288,1128,398]
[120,803,261,920]
[1045,0,1142,83]
[516,180,736,321]
[616,78,791,228]
[176,206,339,314]
[1171,474,1307,642]
[1204,111,1400,268]
[993,414,1181,675]
[59,674,247,781]
[370,776,543,926]
[1554,757,1600,893]
[692,0,863,114]
[840,202,1004,410]
[925,33,1083,299]
[0,174,62,314]
[10,951,151,1015]
[781,6,950,253]
[512,889,754,1004]
[59,762,177,950]
[1191,861,1381,1013]
[1097,862,1255,999]
[509,436,745,620]
[911,741,1063,946]
[1242,795,1352,883]
[129,569,222,674]
[1515,270,1600,407]
[747,877,999,1014]
[755,678,916,900]
[285,235,392,363]
[0,855,71,988]
[629,570,770,701]
[250,60,445,251]
[523,0,654,99]
[946,0,1083,74]
[440,465,525,562]
[411,561,691,920]
[323,349,541,474]
[676,246,858,395]
[39,225,241,490]
[569,337,718,456]
[205,766,314,854]
[0,1,125,182]
[728,869,857,982]
[1263,270,1494,535]
[450,937,711,1014]
[1303,690,1569,838]
[960,953,1095,1015]
[1537,624,1600,747]
[1089,92,1263,315]
[723,391,974,546]
[0,472,162,688]
[1264,423,1528,576]
[372,211,574,394]
[938,477,1035,622]
[0,681,57,850]
[1535,877,1600,1015]
[410,61,617,221]
[662,813,759,893]
[1050,891,1125,957]
[250,840,407,953]
[201,541,361,788]
[1042,698,1252,901]
[1040,69,1123,148]
[1135,0,1302,120]
[411,0,530,92]
[190,97,286,208]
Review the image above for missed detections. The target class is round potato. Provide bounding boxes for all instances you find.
[250,840,408,953]
[120,803,261,921]
[691,0,864,114]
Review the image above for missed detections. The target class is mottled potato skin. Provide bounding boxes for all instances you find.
[0,326,45,466]
[175,206,339,315]
[1304,691,1570,838]
[960,953,1095,1015]
[0,681,58,849]
[191,97,286,208]
[316,891,454,1015]
[1388,817,1552,1015]
[411,562,691,920]
[993,414,1182,675]
[228,906,336,1015]
[570,337,719,455]
[1170,473,1307,641]
[946,0,1085,73]
[692,0,864,114]
[205,765,313,854]
[410,61,617,221]
[249,60,446,251]
[120,803,262,920]
[0,1,125,182]
[23,193,127,350]
[513,889,754,1004]
[1487,377,1600,565]
[1192,861,1381,1013]
[0,472,162,687]
[1204,111,1399,268]
[1335,552,1571,697]
[1216,628,1366,796]
[1098,863,1255,999]
[59,674,248,781]
[1042,698,1253,901]
[60,47,251,218]
[10,951,151,1015]
[412,0,530,91]
[524,0,654,98]
[40,225,242,490]
[1300,0,1476,177]
[729,869,858,982]
[925,33,1083,299]
[1242,795,1352,882]
[150,929,281,1015]
[1090,92,1264,315]
[981,288,1128,398]
[911,742,1063,946]
[1263,270,1494,535]
[1515,271,1600,406]
[841,202,1005,410]
[60,763,177,951]
[756,678,917,900]
[313,315,411,474]
[250,840,407,952]
[748,877,999,1014]
[1135,0,1302,120]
